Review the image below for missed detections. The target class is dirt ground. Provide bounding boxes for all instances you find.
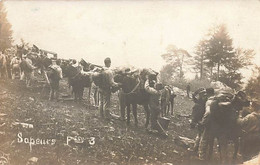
[0,78,243,165]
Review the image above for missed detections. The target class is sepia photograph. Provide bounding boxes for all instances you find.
[0,0,260,164]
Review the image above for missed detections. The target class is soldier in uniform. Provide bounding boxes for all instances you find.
[190,88,214,154]
[48,58,63,101]
[10,56,21,79]
[20,54,36,87]
[99,57,119,119]
[237,103,260,161]
[144,79,167,137]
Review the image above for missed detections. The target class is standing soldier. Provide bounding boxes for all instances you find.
[0,51,7,79]
[190,88,214,154]
[237,102,260,161]
[20,54,36,87]
[10,56,21,79]
[144,79,168,137]
[48,58,63,101]
[190,88,207,153]
[99,57,119,119]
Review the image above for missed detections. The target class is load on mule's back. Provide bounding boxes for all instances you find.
[198,90,251,163]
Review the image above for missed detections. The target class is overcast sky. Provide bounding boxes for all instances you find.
[4,0,260,79]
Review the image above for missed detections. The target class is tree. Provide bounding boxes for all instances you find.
[219,48,254,89]
[205,24,234,80]
[160,64,175,84]
[193,39,210,80]
[245,66,260,99]
[0,1,13,52]
[161,45,191,79]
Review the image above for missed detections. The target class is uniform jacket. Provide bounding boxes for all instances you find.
[144,80,161,110]
[237,112,260,133]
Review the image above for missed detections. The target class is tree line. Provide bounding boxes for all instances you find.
[0,1,259,100]
[160,24,256,92]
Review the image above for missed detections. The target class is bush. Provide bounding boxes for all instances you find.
[188,79,211,92]
[167,78,211,92]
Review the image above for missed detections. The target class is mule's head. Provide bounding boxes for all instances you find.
[232,91,250,111]
[114,70,139,93]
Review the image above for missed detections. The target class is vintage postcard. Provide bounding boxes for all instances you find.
[0,0,260,165]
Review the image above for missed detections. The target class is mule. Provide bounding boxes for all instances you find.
[115,69,157,128]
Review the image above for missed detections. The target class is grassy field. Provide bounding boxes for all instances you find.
[0,78,242,165]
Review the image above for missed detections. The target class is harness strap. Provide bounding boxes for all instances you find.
[122,78,141,95]
[71,71,81,80]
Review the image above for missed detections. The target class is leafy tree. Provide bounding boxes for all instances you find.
[161,45,191,79]
[160,64,174,84]
[219,48,254,89]
[205,24,235,80]
[193,39,210,80]
[0,1,13,52]
[245,66,260,99]
[198,24,255,89]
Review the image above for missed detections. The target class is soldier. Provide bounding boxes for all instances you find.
[48,58,63,101]
[99,57,119,119]
[190,89,207,153]
[237,103,260,161]
[0,51,7,79]
[190,88,214,154]
[144,79,168,137]
[20,54,36,87]
[10,56,21,79]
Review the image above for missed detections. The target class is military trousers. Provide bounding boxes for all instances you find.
[99,89,111,118]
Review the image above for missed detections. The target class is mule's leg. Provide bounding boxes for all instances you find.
[218,136,228,164]
[160,102,164,117]
[94,88,98,107]
[11,68,14,80]
[170,100,174,115]
[119,91,126,120]
[126,105,131,126]
[73,87,78,102]
[208,135,214,161]
[79,86,84,102]
[144,104,150,129]
[99,91,104,118]
[199,128,210,161]
[233,138,239,161]
[167,103,170,116]
[88,85,92,105]
[133,104,138,127]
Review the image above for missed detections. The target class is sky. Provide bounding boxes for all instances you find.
[3,0,260,79]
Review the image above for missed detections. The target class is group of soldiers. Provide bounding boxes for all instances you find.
[1,46,260,163]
